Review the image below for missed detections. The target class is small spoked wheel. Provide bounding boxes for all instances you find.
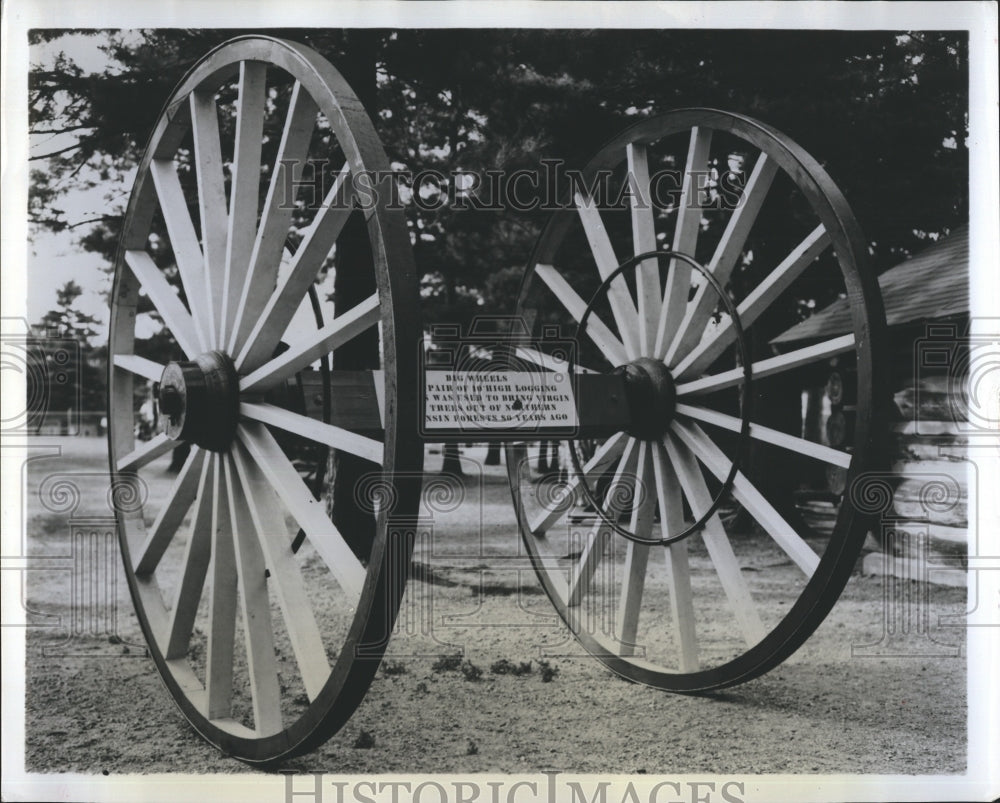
[107,37,422,762]
[506,109,887,691]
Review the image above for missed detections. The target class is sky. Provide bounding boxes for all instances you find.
[28,32,123,339]
[25,31,336,344]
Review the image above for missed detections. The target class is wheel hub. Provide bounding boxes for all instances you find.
[618,357,677,440]
[158,350,239,452]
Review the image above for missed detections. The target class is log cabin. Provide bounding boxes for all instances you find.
[772,225,971,586]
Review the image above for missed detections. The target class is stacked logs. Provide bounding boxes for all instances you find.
[861,373,969,586]
[795,364,968,587]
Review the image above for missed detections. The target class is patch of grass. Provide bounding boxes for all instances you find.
[381,660,407,676]
[538,660,559,682]
[414,681,429,695]
[431,653,463,673]
[476,582,544,597]
[466,739,479,756]
[460,660,483,682]
[490,658,533,676]
[353,729,375,749]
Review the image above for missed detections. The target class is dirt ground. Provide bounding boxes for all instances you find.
[18,436,967,776]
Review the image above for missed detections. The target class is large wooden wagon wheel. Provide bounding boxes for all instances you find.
[506,109,887,691]
[107,37,422,762]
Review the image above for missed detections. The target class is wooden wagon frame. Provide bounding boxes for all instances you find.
[107,36,887,762]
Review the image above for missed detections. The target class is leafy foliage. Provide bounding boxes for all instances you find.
[29,28,967,334]
[31,280,106,412]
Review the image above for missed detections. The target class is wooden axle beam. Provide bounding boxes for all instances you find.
[270,369,633,441]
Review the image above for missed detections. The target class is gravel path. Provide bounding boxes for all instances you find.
[21,438,967,776]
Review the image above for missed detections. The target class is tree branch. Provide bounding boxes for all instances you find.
[29,144,81,161]
[30,124,95,135]
[64,215,118,230]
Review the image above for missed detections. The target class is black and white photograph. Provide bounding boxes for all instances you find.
[2,2,998,801]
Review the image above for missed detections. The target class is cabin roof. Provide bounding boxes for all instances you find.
[771,225,969,345]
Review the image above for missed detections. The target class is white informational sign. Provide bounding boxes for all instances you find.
[423,370,577,430]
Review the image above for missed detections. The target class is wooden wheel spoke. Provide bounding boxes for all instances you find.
[164,453,215,658]
[506,108,879,693]
[567,437,639,606]
[675,333,855,397]
[575,192,640,359]
[190,90,229,347]
[653,126,713,358]
[236,422,366,598]
[125,250,203,358]
[135,447,206,575]
[236,163,354,373]
[662,436,766,647]
[207,452,238,719]
[675,403,852,468]
[110,41,885,749]
[150,159,212,350]
[229,81,319,354]
[239,401,384,464]
[529,431,629,534]
[626,143,661,355]
[664,154,779,365]
[220,60,268,345]
[616,442,657,656]
[231,440,333,700]
[650,441,699,672]
[110,35,426,761]
[533,264,628,366]
[221,453,283,736]
[239,293,381,394]
[113,353,165,383]
[116,433,178,473]
[675,225,830,379]
[671,420,819,576]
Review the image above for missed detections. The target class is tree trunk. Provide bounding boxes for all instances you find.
[547,440,560,473]
[325,30,380,563]
[536,440,549,472]
[441,443,463,474]
[485,442,502,465]
[737,238,810,533]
